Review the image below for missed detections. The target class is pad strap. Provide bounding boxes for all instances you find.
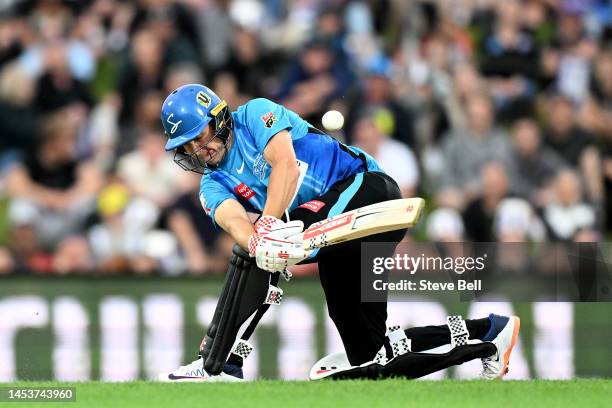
[373,326,411,365]
[447,315,469,347]
[388,325,411,357]
[264,285,283,305]
[373,346,387,365]
[231,339,254,360]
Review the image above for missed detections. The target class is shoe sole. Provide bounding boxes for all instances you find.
[160,375,244,383]
[498,316,520,379]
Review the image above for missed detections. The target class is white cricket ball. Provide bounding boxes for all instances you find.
[322,110,344,131]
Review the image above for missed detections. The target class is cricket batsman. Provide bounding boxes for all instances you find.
[158,84,520,381]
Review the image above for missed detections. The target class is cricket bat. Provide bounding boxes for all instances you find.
[301,198,425,250]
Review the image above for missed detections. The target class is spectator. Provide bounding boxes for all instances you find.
[444,63,487,131]
[52,235,94,275]
[353,57,416,148]
[86,93,121,171]
[88,182,176,275]
[550,5,597,104]
[439,93,513,207]
[463,162,511,242]
[6,200,52,274]
[353,113,419,198]
[133,1,200,67]
[190,0,233,72]
[492,197,544,274]
[277,38,356,123]
[221,28,273,97]
[0,63,39,160]
[543,94,603,203]
[5,112,103,250]
[582,50,612,139]
[165,176,232,275]
[509,118,568,207]
[544,169,596,240]
[426,207,465,242]
[118,90,165,155]
[494,198,546,242]
[163,63,205,96]
[33,41,92,113]
[0,14,27,69]
[116,127,188,209]
[118,28,166,123]
[480,0,539,79]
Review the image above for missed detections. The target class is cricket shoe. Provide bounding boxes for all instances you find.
[309,352,352,380]
[158,357,244,382]
[480,314,520,379]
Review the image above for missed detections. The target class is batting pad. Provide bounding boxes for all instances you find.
[203,245,277,375]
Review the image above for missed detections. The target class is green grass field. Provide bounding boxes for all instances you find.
[2,380,611,408]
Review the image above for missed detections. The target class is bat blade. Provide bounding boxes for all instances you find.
[302,198,425,250]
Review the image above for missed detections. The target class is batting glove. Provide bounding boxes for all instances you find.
[248,215,304,256]
[247,216,309,272]
[253,237,310,272]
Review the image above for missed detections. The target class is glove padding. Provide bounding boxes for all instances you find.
[254,215,303,239]
[248,216,304,254]
[254,237,310,272]
[248,216,309,272]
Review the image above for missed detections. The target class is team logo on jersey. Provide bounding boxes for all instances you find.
[234,183,256,200]
[196,91,211,108]
[261,112,277,128]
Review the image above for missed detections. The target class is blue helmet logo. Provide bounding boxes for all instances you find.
[161,84,224,151]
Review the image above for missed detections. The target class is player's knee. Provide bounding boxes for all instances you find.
[326,303,355,324]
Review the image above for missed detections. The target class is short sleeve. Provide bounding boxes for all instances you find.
[243,98,293,152]
[199,175,234,226]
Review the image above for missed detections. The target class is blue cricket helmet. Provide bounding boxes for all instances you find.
[161,84,230,151]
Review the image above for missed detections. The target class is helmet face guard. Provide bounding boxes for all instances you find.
[172,101,233,175]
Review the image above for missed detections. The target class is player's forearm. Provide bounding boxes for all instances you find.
[262,158,299,218]
[215,200,256,250]
[220,216,254,250]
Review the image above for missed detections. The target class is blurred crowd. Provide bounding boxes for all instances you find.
[0,0,611,276]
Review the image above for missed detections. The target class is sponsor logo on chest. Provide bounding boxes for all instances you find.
[234,183,256,200]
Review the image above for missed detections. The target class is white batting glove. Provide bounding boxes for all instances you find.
[255,215,304,241]
[254,237,311,272]
[248,216,304,255]
[248,216,309,272]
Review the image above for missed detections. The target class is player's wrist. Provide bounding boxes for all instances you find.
[254,215,281,234]
[247,234,260,257]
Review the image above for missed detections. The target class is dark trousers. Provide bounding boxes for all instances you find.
[290,171,406,365]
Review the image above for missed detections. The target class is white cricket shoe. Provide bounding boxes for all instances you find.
[309,352,352,380]
[480,314,521,379]
[158,357,243,382]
